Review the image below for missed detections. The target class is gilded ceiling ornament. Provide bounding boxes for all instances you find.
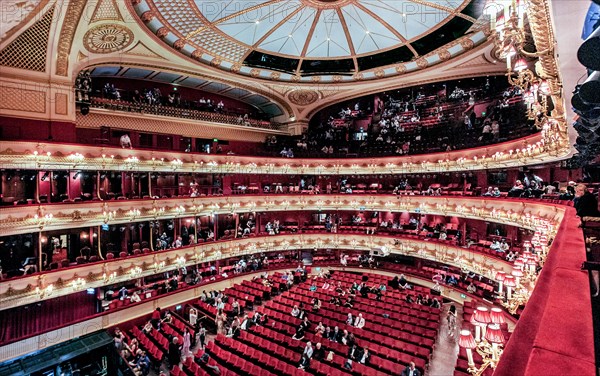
[460,39,474,50]
[374,69,385,78]
[250,68,261,78]
[416,58,428,69]
[230,63,242,73]
[291,75,301,82]
[270,72,281,80]
[332,75,342,83]
[396,64,407,74]
[156,27,169,39]
[83,24,134,54]
[173,39,186,51]
[191,50,203,61]
[438,49,451,61]
[288,89,319,105]
[210,57,222,67]
[140,11,155,23]
[311,76,322,82]
[353,73,363,81]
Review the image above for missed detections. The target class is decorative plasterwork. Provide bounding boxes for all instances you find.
[0,86,46,113]
[90,0,124,23]
[0,5,54,72]
[0,194,562,237]
[0,232,533,310]
[126,41,164,58]
[55,0,87,76]
[0,0,45,42]
[75,110,287,142]
[287,89,320,106]
[83,24,134,54]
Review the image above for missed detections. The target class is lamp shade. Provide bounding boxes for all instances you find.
[513,259,524,268]
[511,270,524,278]
[495,271,506,282]
[485,323,505,344]
[539,81,551,95]
[513,58,528,71]
[504,275,516,288]
[489,307,505,324]
[459,330,476,349]
[472,307,491,325]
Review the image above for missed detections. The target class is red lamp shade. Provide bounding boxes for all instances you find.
[511,270,524,278]
[513,58,528,71]
[513,259,524,268]
[489,307,505,324]
[504,275,516,288]
[472,307,491,325]
[485,323,505,344]
[459,330,476,349]
[539,80,551,95]
[495,271,506,282]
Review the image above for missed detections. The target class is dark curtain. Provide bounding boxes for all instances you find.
[0,291,98,345]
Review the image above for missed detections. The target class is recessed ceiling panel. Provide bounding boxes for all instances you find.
[152,72,182,83]
[121,68,153,78]
[138,0,484,77]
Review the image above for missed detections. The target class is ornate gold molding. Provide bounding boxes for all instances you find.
[55,0,87,76]
[0,233,521,310]
[0,194,563,237]
[0,129,569,178]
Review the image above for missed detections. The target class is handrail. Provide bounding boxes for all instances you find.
[89,97,284,131]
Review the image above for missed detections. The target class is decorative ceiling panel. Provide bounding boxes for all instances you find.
[134,0,488,81]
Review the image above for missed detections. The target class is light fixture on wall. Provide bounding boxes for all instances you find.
[487,0,558,130]
[459,306,506,375]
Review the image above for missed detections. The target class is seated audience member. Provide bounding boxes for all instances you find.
[130,291,141,303]
[313,342,325,361]
[508,179,525,197]
[467,282,477,294]
[482,186,494,196]
[574,184,600,218]
[354,313,366,329]
[292,325,306,340]
[298,341,313,369]
[347,344,361,361]
[401,361,421,376]
[358,347,371,365]
[398,274,410,289]
[315,322,325,337]
[312,297,321,311]
[291,305,300,317]
[346,313,354,325]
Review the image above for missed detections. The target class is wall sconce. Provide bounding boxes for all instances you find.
[128,209,141,219]
[103,210,116,224]
[35,284,54,298]
[34,213,53,230]
[153,261,166,271]
[171,158,183,169]
[129,266,143,278]
[103,272,116,283]
[71,278,86,290]
[175,256,186,267]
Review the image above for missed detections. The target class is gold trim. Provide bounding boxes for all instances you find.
[55,0,87,76]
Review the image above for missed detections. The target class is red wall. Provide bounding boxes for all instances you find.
[0,116,76,142]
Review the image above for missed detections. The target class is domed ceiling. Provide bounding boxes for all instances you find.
[133,0,489,82]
